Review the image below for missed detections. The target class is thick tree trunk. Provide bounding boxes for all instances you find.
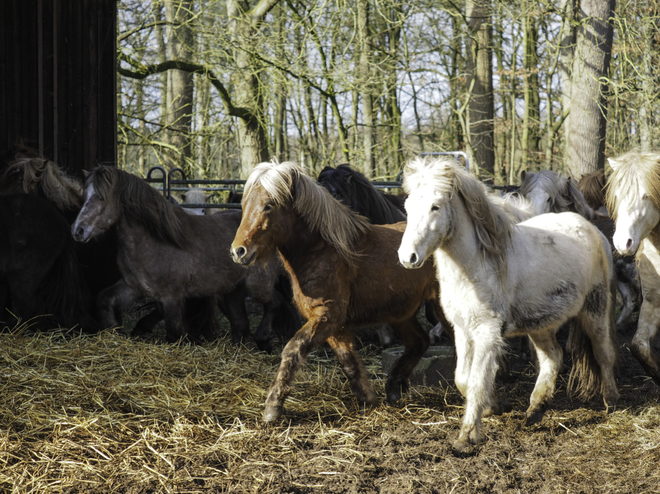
[565,0,615,177]
[521,12,540,169]
[165,0,195,173]
[466,0,495,180]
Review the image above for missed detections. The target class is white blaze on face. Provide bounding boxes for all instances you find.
[612,189,660,256]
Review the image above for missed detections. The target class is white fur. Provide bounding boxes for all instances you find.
[398,157,619,451]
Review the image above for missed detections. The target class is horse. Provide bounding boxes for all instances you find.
[230,160,445,423]
[178,188,211,215]
[0,194,98,331]
[519,169,640,329]
[578,170,608,215]
[71,165,298,347]
[317,164,448,345]
[317,164,407,224]
[607,150,660,385]
[398,156,619,452]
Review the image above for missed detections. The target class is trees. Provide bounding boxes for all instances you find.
[117,0,660,182]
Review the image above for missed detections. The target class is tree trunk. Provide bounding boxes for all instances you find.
[565,0,614,177]
[521,12,540,170]
[165,0,195,173]
[357,0,374,177]
[466,0,495,181]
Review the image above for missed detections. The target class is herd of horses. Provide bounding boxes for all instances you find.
[1,144,660,451]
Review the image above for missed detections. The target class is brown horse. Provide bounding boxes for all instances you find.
[231,161,443,422]
[71,165,298,345]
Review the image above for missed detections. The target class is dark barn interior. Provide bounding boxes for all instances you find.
[0,0,117,176]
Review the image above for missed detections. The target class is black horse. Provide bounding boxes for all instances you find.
[317,164,407,224]
[0,194,98,331]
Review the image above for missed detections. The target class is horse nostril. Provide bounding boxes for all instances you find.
[75,226,84,238]
[626,238,633,251]
[235,246,246,259]
[410,253,418,265]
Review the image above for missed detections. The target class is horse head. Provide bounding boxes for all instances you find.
[72,167,122,242]
[608,151,660,256]
[398,157,456,269]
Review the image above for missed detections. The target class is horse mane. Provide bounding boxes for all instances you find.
[245,161,371,265]
[88,165,189,248]
[403,156,513,277]
[317,164,406,224]
[606,150,660,220]
[520,170,599,220]
[578,170,606,211]
[2,152,83,212]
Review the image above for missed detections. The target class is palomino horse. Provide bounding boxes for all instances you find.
[398,156,619,451]
[519,169,640,329]
[230,161,443,422]
[317,163,448,345]
[607,150,660,384]
[71,166,297,345]
[0,193,98,331]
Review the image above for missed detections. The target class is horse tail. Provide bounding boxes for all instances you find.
[566,272,619,400]
[40,234,100,332]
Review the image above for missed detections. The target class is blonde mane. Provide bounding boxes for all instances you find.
[606,150,660,220]
[403,156,514,277]
[3,155,83,211]
[244,161,371,265]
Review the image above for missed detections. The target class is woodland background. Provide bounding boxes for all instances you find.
[117,0,659,184]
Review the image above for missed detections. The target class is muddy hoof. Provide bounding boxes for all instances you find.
[451,437,476,454]
[525,409,545,426]
[263,405,284,423]
[484,400,513,417]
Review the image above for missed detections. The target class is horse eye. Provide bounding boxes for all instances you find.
[431,205,440,212]
[642,193,649,201]
[546,197,552,203]
[264,203,273,212]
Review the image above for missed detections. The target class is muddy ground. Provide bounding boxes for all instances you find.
[0,311,659,493]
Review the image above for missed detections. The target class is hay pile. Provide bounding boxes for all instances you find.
[1,321,660,493]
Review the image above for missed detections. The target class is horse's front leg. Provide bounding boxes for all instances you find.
[263,305,343,423]
[97,280,142,330]
[454,322,503,452]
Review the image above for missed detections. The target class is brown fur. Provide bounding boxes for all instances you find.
[232,161,445,421]
[578,170,606,211]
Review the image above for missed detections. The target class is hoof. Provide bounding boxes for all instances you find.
[385,378,409,404]
[255,339,273,354]
[525,409,545,426]
[452,436,476,453]
[484,400,512,417]
[263,405,284,423]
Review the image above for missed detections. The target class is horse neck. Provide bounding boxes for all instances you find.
[277,210,335,274]
[435,194,491,280]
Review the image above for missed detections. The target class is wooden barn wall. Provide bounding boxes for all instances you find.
[0,0,117,175]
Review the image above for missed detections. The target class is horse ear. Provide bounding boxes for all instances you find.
[607,158,619,170]
[82,169,91,178]
[520,170,527,181]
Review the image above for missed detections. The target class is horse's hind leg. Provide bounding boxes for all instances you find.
[525,329,563,425]
[386,317,429,403]
[630,298,660,384]
[326,328,378,410]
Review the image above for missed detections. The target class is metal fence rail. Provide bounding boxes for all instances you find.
[145,152,472,210]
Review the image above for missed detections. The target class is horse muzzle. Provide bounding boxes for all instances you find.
[71,223,93,243]
[398,247,426,269]
[231,244,256,266]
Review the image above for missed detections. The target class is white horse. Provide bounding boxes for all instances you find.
[519,169,641,329]
[398,156,619,452]
[607,150,660,384]
[179,188,210,215]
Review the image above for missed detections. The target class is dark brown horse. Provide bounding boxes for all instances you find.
[71,165,295,345]
[230,161,443,422]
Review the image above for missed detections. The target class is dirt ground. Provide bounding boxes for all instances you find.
[1,310,659,493]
